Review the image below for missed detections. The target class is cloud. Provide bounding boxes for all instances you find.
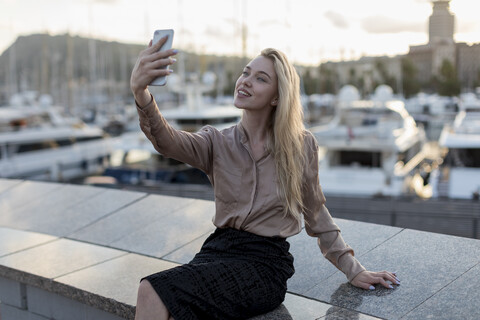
[204,25,234,41]
[93,0,119,3]
[457,20,479,33]
[361,15,425,33]
[258,19,285,27]
[324,11,349,29]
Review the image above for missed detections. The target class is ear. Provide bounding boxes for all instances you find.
[271,97,278,106]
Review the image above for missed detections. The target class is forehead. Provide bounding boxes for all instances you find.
[247,56,276,78]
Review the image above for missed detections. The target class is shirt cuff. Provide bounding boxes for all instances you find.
[338,252,366,282]
[135,93,154,110]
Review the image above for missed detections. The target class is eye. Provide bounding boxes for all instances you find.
[242,70,249,76]
[257,77,266,82]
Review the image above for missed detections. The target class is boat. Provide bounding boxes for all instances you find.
[404,93,459,141]
[431,92,480,199]
[309,85,430,198]
[101,131,210,187]
[159,72,242,132]
[95,72,239,189]
[0,92,115,182]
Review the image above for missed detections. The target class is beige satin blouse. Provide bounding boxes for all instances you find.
[136,96,365,281]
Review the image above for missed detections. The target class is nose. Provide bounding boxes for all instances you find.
[240,75,252,87]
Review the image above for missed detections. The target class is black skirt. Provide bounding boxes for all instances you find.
[142,227,295,320]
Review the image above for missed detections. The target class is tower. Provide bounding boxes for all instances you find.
[429,0,455,45]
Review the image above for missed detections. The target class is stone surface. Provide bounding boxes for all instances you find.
[0,238,125,279]
[401,262,480,320]
[0,276,26,308]
[1,179,480,320]
[110,199,216,257]
[27,285,87,320]
[0,227,56,258]
[68,194,196,245]
[282,293,332,319]
[287,219,402,294]
[0,183,102,234]
[162,231,212,264]
[0,180,62,223]
[0,303,49,320]
[55,253,178,307]
[0,178,22,194]
[14,187,146,237]
[250,293,383,320]
[305,229,480,319]
[321,307,383,320]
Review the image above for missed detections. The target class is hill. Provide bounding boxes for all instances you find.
[0,33,249,109]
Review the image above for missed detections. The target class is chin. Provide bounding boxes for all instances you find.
[233,101,244,110]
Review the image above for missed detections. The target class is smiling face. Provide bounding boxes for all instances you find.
[233,56,279,113]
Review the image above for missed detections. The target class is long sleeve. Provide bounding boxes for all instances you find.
[136,96,214,174]
[302,132,366,282]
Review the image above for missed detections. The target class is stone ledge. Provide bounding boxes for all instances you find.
[0,230,375,319]
[0,229,363,320]
[1,178,479,320]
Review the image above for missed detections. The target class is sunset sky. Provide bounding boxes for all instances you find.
[1,0,479,65]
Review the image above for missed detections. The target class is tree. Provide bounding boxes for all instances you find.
[474,68,480,89]
[401,57,420,98]
[436,59,461,97]
[374,58,397,93]
[318,64,337,94]
[302,69,318,95]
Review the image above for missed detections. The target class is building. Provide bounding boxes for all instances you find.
[456,42,480,91]
[408,0,456,85]
[319,0,479,95]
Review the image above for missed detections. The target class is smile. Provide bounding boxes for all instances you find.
[238,89,251,97]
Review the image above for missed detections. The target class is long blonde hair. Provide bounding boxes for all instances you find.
[261,48,306,222]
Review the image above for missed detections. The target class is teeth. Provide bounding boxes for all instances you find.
[239,90,251,97]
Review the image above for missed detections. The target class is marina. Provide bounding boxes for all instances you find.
[2,84,479,206]
[0,92,116,182]
[310,84,431,198]
[2,88,478,243]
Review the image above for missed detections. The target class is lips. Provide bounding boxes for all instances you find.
[238,88,251,97]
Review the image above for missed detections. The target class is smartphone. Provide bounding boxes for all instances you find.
[150,29,175,86]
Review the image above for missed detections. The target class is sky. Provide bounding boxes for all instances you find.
[1,0,479,66]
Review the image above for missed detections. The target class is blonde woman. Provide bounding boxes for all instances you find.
[131,37,399,320]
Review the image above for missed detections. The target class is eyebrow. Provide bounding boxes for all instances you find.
[245,66,272,80]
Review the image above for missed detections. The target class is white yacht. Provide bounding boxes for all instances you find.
[0,93,115,181]
[309,85,429,197]
[431,93,480,199]
[159,72,242,132]
[404,93,459,141]
[99,73,239,188]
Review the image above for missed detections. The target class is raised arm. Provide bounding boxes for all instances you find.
[130,38,213,173]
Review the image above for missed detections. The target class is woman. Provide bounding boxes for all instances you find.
[131,36,399,320]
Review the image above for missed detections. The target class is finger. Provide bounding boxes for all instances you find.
[373,276,395,289]
[148,68,174,80]
[144,36,168,54]
[154,35,168,49]
[380,271,400,285]
[151,49,178,62]
[354,281,375,291]
[149,57,177,70]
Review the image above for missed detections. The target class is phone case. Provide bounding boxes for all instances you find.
[150,29,174,86]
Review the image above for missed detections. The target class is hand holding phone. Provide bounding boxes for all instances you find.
[150,29,174,86]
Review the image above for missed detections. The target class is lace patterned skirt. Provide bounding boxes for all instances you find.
[142,227,295,320]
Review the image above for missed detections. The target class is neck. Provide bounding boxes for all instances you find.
[240,110,271,145]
